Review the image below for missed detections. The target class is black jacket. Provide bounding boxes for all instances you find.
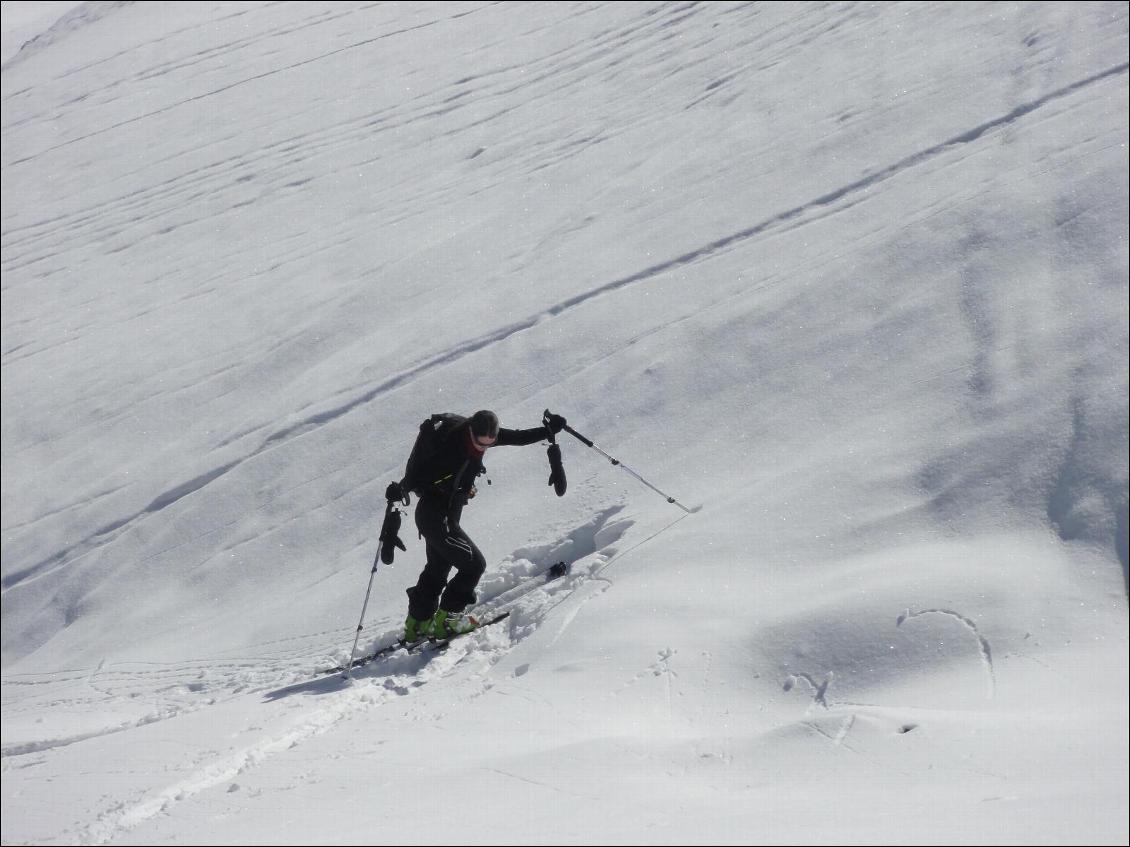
[403,419,546,505]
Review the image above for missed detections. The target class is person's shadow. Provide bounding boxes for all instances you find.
[263,674,351,701]
[263,647,434,701]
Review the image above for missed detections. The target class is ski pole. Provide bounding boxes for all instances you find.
[343,499,404,680]
[343,553,379,682]
[343,549,380,681]
[561,422,694,513]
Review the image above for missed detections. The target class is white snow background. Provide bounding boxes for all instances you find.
[2,2,1127,844]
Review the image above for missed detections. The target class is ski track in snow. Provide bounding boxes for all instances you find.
[6,505,660,843]
[72,548,617,846]
[2,553,616,841]
[76,681,388,845]
[2,48,1124,596]
[783,671,834,709]
[1,5,494,164]
[0,508,632,763]
[2,4,710,264]
[897,607,996,698]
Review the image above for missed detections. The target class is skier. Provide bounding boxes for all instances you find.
[385,409,567,642]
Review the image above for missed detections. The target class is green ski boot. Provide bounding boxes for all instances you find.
[403,614,426,644]
[428,609,479,639]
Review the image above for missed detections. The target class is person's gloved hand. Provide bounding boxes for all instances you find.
[544,412,567,434]
[385,481,406,503]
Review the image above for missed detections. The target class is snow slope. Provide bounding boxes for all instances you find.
[2,2,1127,844]
[0,1,87,66]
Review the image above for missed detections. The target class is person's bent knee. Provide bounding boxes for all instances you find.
[470,549,486,579]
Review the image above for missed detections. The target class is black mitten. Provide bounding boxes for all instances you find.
[379,505,407,564]
[547,443,567,497]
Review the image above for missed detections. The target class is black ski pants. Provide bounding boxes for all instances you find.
[406,495,486,619]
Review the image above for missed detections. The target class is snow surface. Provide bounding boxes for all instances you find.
[2,2,1127,844]
[1,1,96,66]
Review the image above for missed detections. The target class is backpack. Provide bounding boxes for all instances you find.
[402,413,466,495]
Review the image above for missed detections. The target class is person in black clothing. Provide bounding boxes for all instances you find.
[386,410,566,641]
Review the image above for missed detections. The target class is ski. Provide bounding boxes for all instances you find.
[320,638,409,675]
[316,561,569,676]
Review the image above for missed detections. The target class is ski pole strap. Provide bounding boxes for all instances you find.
[562,425,693,513]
